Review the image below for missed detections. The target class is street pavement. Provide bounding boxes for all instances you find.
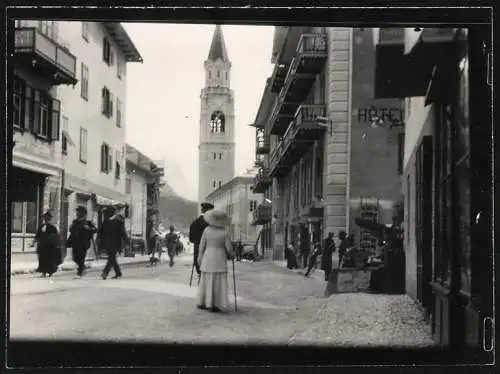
[10,253,434,347]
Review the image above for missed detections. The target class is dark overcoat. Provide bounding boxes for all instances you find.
[98,216,128,253]
[189,215,208,259]
[321,237,336,271]
[36,223,62,274]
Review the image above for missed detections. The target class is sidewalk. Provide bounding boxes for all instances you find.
[10,250,192,276]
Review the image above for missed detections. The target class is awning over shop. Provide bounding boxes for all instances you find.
[93,194,125,207]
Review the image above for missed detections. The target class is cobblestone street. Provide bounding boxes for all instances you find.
[10,255,433,347]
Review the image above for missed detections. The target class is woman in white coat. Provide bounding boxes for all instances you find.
[196,209,234,313]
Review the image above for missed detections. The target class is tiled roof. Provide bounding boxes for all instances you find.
[207,24,229,62]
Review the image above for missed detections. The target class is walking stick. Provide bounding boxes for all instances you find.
[189,263,194,287]
[232,258,237,312]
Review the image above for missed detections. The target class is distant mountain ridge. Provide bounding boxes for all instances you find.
[158,181,197,234]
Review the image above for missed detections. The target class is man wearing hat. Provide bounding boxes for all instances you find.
[66,205,97,278]
[189,202,214,276]
[98,206,129,279]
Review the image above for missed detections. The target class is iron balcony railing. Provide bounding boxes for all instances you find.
[269,33,327,134]
[14,27,77,80]
[287,104,327,135]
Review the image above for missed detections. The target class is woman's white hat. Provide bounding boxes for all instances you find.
[203,209,230,228]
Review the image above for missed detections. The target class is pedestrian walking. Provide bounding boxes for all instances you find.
[164,226,178,267]
[305,241,322,277]
[66,206,97,278]
[189,202,214,277]
[34,211,62,277]
[321,232,336,281]
[299,236,310,269]
[196,209,235,313]
[150,225,163,260]
[337,231,349,269]
[286,242,299,269]
[98,206,128,280]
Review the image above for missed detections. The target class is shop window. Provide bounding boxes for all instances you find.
[11,202,23,233]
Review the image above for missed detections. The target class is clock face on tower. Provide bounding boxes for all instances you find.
[209,110,225,133]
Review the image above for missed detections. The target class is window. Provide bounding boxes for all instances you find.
[116,98,122,127]
[13,77,25,130]
[209,110,225,133]
[100,143,112,173]
[61,116,68,154]
[225,72,228,80]
[102,37,114,66]
[79,127,87,163]
[81,22,89,42]
[314,155,323,197]
[218,181,222,188]
[212,180,216,188]
[217,70,220,78]
[37,21,55,39]
[249,200,257,212]
[307,155,313,205]
[209,71,212,79]
[101,87,113,118]
[81,63,89,100]
[218,153,222,160]
[26,87,59,141]
[213,153,217,160]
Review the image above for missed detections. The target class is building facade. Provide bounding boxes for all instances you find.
[55,22,142,252]
[11,20,77,252]
[125,145,164,247]
[198,25,236,210]
[251,27,404,262]
[206,171,262,244]
[374,27,492,354]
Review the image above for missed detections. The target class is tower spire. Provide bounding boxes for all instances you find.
[207,24,229,62]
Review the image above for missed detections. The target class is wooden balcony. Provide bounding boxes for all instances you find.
[252,203,272,225]
[252,168,272,193]
[14,28,77,86]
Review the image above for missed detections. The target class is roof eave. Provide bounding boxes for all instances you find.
[102,22,143,63]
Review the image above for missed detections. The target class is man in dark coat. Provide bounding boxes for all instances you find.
[67,205,97,278]
[164,225,178,267]
[99,206,129,279]
[321,232,336,281]
[189,202,214,275]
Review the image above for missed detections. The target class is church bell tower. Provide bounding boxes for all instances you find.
[198,25,236,208]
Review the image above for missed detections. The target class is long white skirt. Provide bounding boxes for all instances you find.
[196,271,230,310]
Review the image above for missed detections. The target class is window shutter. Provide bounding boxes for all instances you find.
[109,92,114,118]
[100,144,105,171]
[102,37,107,61]
[108,148,113,172]
[50,98,61,141]
[101,87,106,114]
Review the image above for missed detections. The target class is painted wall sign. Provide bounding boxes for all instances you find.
[357,106,404,124]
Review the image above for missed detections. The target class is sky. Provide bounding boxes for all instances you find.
[123,23,274,201]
